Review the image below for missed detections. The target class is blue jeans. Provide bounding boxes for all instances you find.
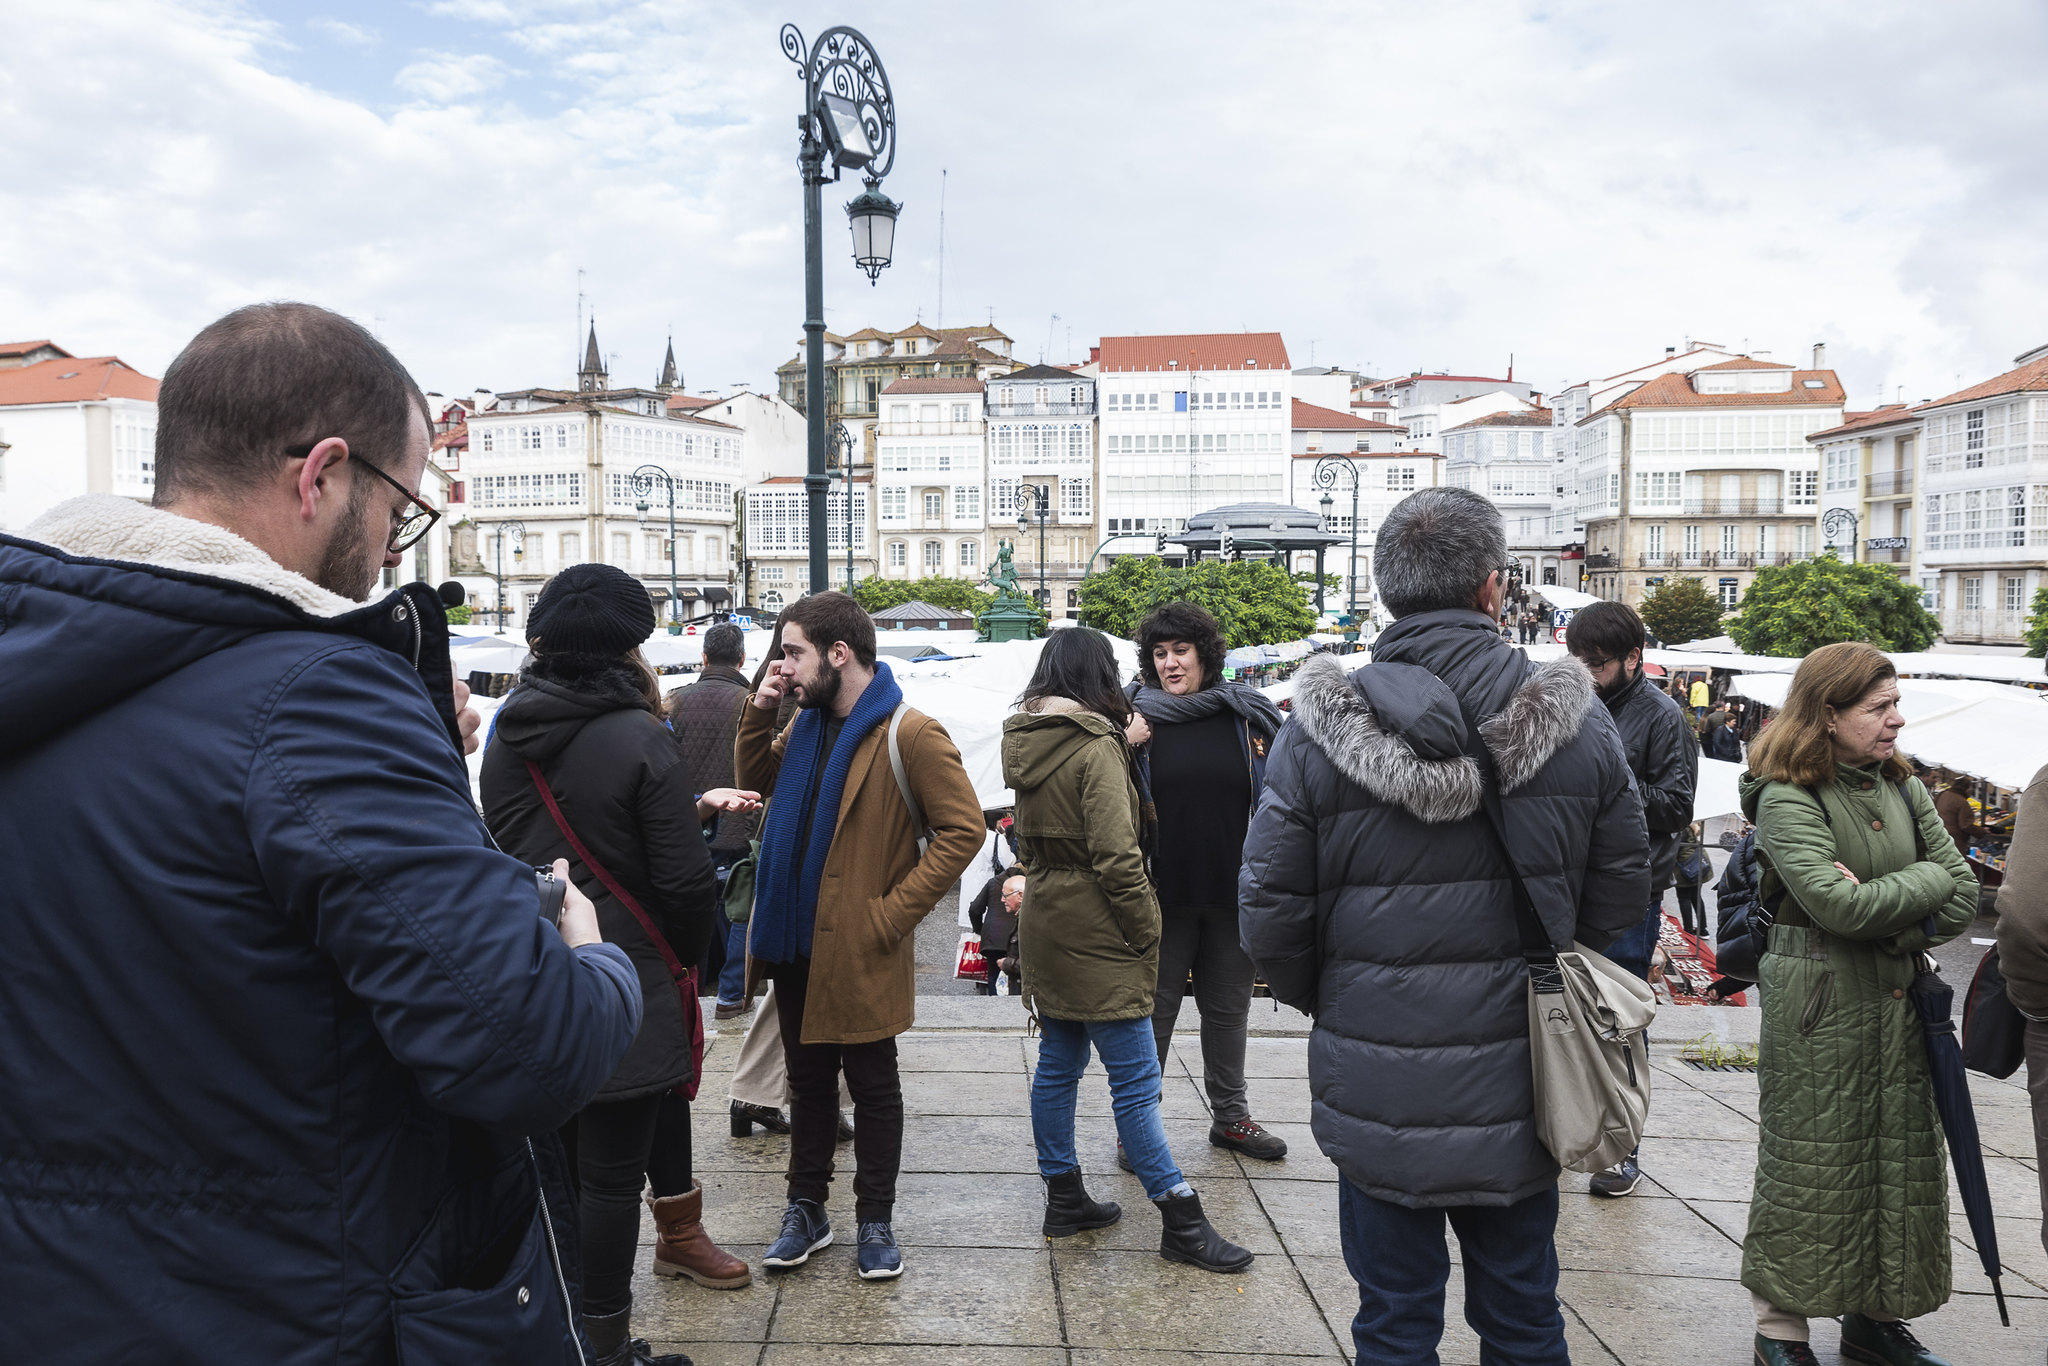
[1605,895,1664,983]
[1339,1179,1568,1366]
[716,917,749,1006]
[1030,1014,1185,1201]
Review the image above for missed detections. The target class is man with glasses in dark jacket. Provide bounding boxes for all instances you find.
[1242,487,1648,1366]
[0,302,642,1364]
[1565,600,1697,1198]
[669,621,761,1018]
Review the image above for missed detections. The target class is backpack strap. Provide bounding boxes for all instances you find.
[887,703,930,858]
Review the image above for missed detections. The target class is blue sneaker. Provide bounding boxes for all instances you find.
[761,1199,831,1270]
[855,1220,903,1280]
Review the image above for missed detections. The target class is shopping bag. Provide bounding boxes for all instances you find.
[954,932,987,980]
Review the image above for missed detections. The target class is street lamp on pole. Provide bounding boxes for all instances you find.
[783,23,900,595]
[830,422,856,591]
[492,520,526,631]
[1313,455,1362,618]
[1822,506,1860,564]
[1017,483,1050,617]
[633,465,683,634]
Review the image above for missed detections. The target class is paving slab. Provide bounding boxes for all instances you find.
[767,1245,1059,1347]
[1554,1188,1744,1281]
[765,1348,1065,1366]
[630,1246,778,1344]
[1052,1245,1342,1357]
[1557,1266,1758,1364]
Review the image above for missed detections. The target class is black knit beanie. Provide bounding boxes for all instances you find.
[525,563,656,657]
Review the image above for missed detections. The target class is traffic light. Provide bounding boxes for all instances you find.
[1153,532,1168,555]
[1219,530,1235,559]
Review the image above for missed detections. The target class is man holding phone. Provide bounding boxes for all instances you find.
[735,591,984,1282]
[0,303,642,1364]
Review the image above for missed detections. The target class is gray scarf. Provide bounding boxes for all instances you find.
[1129,678,1283,738]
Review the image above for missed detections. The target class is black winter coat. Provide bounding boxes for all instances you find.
[0,496,640,1365]
[1601,668,1698,890]
[1240,610,1650,1207]
[483,662,721,1101]
[667,663,756,854]
[1705,723,1744,764]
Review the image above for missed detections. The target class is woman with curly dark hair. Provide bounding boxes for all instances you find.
[1124,601,1289,1164]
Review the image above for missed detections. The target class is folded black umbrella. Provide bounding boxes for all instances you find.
[1908,957,2010,1326]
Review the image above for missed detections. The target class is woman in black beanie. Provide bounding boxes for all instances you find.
[481,565,757,1365]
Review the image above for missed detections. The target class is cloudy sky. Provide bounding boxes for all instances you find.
[4,1,2044,407]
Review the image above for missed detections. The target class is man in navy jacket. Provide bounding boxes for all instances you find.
[0,303,641,1364]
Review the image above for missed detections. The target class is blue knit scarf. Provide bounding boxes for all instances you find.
[750,661,904,964]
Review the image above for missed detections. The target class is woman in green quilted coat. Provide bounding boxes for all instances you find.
[1737,643,1978,1366]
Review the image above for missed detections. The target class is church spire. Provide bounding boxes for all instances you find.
[578,321,607,392]
[657,336,680,394]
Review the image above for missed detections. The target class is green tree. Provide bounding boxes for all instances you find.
[2024,584,2048,657]
[849,575,1046,633]
[1077,557,1317,649]
[1637,576,1722,646]
[444,604,473,626]
[1726,553,1939,657]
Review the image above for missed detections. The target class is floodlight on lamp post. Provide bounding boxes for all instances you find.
[783,22,898,593]
[1313,455,1363,619]
[1318,490,1335,612]
[633,465,684,634]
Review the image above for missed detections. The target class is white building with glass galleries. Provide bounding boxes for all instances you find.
[874,377,989,584]
[1096,332,1293,541]
[985,364,1097,616]
[1442,409,1570,584]
[1913,345,2048,646]
[461,398,742,629]
[741,475,871,613]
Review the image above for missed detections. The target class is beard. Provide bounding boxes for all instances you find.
[793,657,843,711]
[1595,666,1636,702]
[311,480,381,601]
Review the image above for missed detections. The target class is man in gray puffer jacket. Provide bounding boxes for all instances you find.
[1241,487,1649,1366]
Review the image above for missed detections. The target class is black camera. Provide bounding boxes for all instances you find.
[535,866,567,926]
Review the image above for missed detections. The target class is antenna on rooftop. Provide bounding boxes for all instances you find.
[1044,313,1060,364]
[576,268,587,375]
[936,168,947,331]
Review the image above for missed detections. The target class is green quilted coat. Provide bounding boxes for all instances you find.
[1737,766,1979,1319]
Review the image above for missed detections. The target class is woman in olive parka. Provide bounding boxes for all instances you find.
[1737,642,1978,1366]
[1001,628,1253,1275]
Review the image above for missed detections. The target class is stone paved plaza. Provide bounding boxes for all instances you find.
[630,1002,2045,1365]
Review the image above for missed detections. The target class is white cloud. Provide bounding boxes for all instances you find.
[308,16,376,46]
[1,0,2045,408]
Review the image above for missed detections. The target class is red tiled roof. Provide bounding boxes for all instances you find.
[431,428,469,452]
[881,377,984,395]
[1097,333,1290,373]
[1806,404,1917,440]
[1598,346,1730,382]
[1441,407,1555,433]
[1597,369,1844,414]
[1693,356,1792,371]
[1375,373,1518,390]
[0,355,159,406]
[1292,398,1394,431]
[0,339,72,361]
[844,327,892,342]
[1920,355,2048,409]
[666,394,717,411]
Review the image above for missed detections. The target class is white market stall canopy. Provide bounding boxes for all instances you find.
[1724,673,2048,790]
[1530,585,1602,610]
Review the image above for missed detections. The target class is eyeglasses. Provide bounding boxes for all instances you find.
[285,443,442,553]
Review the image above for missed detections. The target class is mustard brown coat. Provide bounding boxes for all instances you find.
[734,690,983,1044]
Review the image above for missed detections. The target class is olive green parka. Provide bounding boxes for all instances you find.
[1000,699,1160,1022]
[1739,765,1979,1319]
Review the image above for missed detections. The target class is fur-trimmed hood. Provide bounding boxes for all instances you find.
[1288,648,1598,823]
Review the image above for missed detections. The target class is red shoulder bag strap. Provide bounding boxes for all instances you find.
[525,759,704,1097]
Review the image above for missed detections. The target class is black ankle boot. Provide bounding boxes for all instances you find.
[1042,1169,1121,1237]
[584,1306,691,1366]
[1154,1189,1253,1273]
[730,1100,789,1136]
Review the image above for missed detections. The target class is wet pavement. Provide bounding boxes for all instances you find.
[631,999,2044,1365]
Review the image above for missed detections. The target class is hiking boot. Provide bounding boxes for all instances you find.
[836,1110,855,1144]
[855,1220,904,1280]
[585,1306,691,1366]
[1209,1118,1288,1161]
[730,1100,789,1137]
[647,1186,750,1289]
[1588,1156,1641,1198]
[1752,1335,1820,1366]
[1154,1189,1253,1273]
[1840,1315,1951,1366]
[761,1199,831,1270]
[1042,1169,1121,1237]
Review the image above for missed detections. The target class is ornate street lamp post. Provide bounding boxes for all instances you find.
[492,520,526,630]
[830,422,856,591]
[634,465,683,633]
[1017,483,1050,613]
[1822,506,1860,564]
[782,23,900,594]
[1314,455,1362,618]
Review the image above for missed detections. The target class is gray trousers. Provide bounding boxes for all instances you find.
[1148,903,1253,1124]
[2030,1019,2048,1262]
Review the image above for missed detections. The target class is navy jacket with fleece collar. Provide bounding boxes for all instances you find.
[0,496,640,1364]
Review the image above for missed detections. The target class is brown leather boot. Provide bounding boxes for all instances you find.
[647,1185,751,1289]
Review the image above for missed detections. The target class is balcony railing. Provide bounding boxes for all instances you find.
[1679,499,1784,516]
[1636,551,1810,569]
[1867,469,1914,498]
[986,400,1096,418]
[873,421,984,437]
